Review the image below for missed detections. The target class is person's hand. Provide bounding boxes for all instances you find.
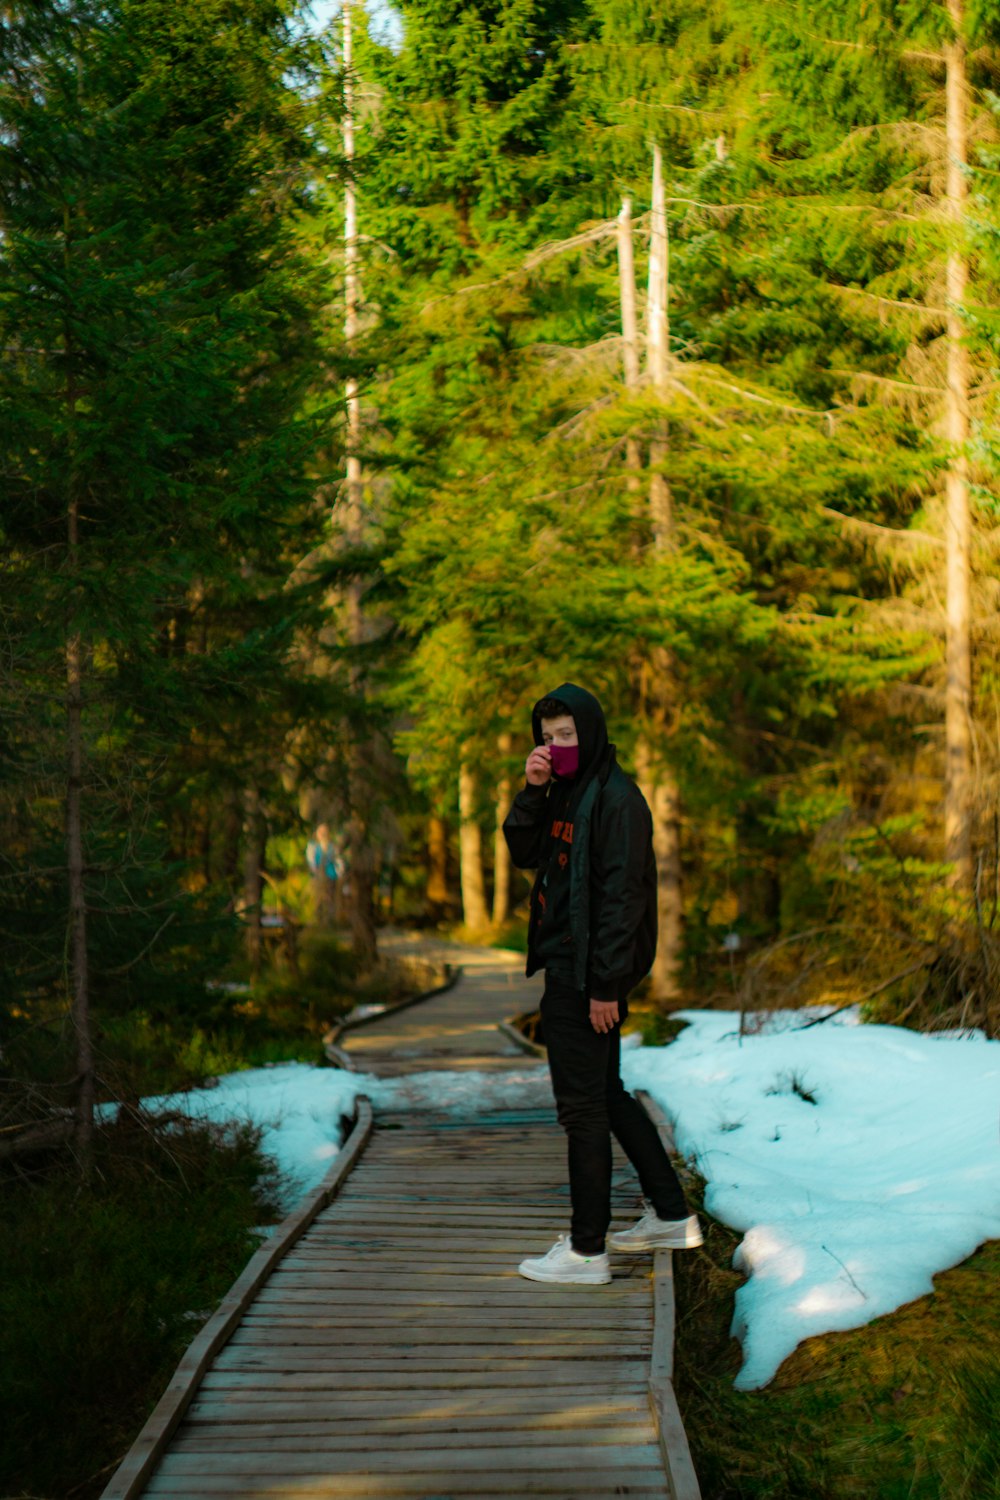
[589,999,619,1033]
[525,746,553,786]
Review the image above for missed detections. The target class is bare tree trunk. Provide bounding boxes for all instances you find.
[340,0,377,959]
[426,813,450,915]
[944,0,973,892]
[345,813,378,966]
[646,146,672,541]
[459,758,489,933]
[492,732,513,927]
[63,197,93,1173]
[242,785,267,978]
[633,148,684,1005]
[635,736,683,1001]
[66,560,94,1168]
[616,198,642,487]
[343,0,363,563]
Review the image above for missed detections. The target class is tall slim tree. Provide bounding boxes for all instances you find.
[943,0,973,891]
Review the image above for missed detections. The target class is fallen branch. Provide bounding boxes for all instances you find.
[795,959,930,1028]
[0,1117,74,1161]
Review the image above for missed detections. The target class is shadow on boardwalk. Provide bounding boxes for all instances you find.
[102,933,700,1500]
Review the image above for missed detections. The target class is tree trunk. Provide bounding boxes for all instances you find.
[616,197,642,486]
[339,0,378,959]
[343,0,363,555]
[646,146,672,541]
[242,785,267,977]
[944,0,973,892]
[492,732,513,927]
[426,813,450,915]
[66,589,94,1168]
[635,147,685,1006]
[345,814,378,966]
[458,759,489,932]
[64,199,94,1174]
[635,735,683,1003]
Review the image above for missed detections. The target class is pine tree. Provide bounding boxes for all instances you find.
[0,0,331,1156]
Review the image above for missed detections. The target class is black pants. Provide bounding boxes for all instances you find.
[541,973,689,1254]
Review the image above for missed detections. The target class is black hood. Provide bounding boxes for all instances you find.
[531,682,612,802]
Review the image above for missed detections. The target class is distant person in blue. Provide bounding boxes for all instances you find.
[306,823,341,925]
[503,683,702,1285]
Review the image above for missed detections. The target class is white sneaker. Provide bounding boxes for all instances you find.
[607,1210,703,1252]
[518,1234,611,1285]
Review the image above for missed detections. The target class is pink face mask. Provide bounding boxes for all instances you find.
[549,743,580,778]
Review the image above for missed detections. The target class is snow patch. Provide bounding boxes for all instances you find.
[622,1010,1000,1389]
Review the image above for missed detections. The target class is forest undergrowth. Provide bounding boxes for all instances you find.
[0,1116,284,1500]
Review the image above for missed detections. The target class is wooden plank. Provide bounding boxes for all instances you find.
[334,1164,565,1176]
[318,1203,570,1217]
[200,1374,656,1392]
[144,1479,669,1499]
[279,1243,575,1261]
[155,1443,665,1474]
[185,1403,651,1429]
[634,1088,703,1500]
[269,1256,595,1275]
[194,1374,650,1398]
[228,1329,651,1351]
[211,1351,652,1373]
[98,1100,374,1500]
[185,1404,653,1427]
[171,1423,658,1451]
[228,1323,647,1346]
[256,1273,632,1290]
[273,1235,573,1251]
[293,1232,573,1248]
[239,1310,650,1329]
[650,1247,676,1385]
[648,1378,702,1500]
[251,1283,644,1304]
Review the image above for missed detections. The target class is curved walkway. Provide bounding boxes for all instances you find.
[102,936,700,1500]
[339,934,543,1075]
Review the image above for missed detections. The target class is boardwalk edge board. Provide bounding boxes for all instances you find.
[636,1087,702,1500]
[98,1098,375,1500]
[323,961,463,1066]
[496,1014,548,1058]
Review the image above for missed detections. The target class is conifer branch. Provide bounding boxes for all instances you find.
[685,369,836,421]
[801,31,945,67]
[420,219,621,311]
[820,506,945,551]
[826,283,949,318]
[829,368,943,395]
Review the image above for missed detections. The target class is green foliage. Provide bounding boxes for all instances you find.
[0,1116,283,1500]
[0,0,346,1066]
[330,0,1000,1028]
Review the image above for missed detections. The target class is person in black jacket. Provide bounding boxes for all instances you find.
[504,682,702,1284]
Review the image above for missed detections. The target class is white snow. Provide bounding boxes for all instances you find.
[621,1010,1000,1389]
[115,1008,999,1391]
[110,1065,376,1210]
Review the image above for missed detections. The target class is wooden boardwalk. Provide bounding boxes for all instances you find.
[103,937,700,1500]
[336,935,542,1075]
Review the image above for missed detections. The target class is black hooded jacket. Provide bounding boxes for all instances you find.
[502,683,657,1007]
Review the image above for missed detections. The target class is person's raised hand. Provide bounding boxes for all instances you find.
[525,746,553,786]
[589,999,619,1034]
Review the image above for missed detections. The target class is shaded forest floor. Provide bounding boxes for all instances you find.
[0,1116,286,1500]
